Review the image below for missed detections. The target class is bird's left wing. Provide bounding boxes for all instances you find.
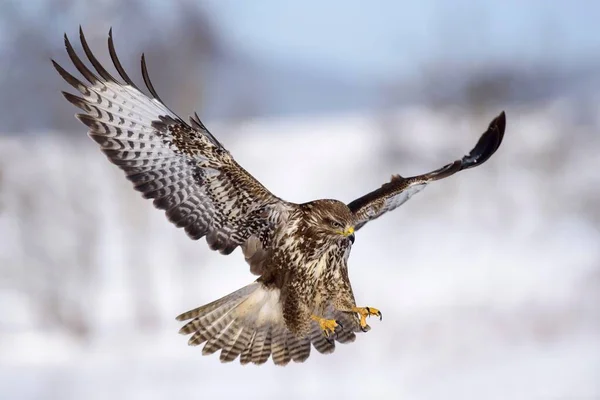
[348,112,506,231]
[53,28,292,262]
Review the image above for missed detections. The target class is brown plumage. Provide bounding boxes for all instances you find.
[53,28,506,366]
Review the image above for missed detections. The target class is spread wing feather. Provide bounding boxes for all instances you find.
[53,27,291,262]
[348,112,506,230]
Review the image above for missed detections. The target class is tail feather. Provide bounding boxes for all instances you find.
[239,331,257,365]
[271,328,291,366]
[177,282,362,365]
[176,283,258,323]
[202,319,237,355]
[287,332,311,363]
[310,327,336,354]
[332,310,360,344]
[219,325,252,363]
[188,328,210,347]
[251,328,272,364]
[187,308,236,347]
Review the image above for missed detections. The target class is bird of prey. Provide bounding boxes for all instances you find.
[53,28,506,366]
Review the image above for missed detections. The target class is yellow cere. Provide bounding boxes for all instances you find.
[343,226,355,237]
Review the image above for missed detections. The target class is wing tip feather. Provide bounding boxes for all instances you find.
[79,26,117,83]
[63,31,100,85]
[107,28,140,90]
[61,91,88,111]
[460,110,507,170]
[140,53,162,101]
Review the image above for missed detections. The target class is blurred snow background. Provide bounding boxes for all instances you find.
[1,1,599,399]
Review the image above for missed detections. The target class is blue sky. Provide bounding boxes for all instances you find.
[196,0,599,80]
[7,0,600,81]
[2,0,598,128]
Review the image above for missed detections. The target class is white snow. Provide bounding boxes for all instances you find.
[1,104,599,400]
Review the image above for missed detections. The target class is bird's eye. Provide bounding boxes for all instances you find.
[329,220,343,229]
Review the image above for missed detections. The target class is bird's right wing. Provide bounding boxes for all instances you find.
[53,28,291,269]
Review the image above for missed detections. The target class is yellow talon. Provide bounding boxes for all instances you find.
[311,316,340,338]
[352,306,382,330]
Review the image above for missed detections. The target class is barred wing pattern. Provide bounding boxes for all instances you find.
[348,112,506,230]
[53,28,290,257]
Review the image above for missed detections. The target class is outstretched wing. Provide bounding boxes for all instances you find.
[348,112,506,231]
[53,28,291,265]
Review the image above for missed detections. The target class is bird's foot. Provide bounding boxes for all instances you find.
[352,306,382,332]
[311,315,341,338]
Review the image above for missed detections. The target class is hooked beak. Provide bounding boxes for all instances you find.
[343,226,355,244]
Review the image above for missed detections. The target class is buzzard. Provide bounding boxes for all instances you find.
[54,28,506,366]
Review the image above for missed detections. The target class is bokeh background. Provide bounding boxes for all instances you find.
[1,1,599,399]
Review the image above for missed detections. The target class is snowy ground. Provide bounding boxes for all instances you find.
[1,105,599,399]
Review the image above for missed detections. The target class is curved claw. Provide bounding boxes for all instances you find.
[366,307,382,321]
[314,316,340,338]
[352,306,382,332]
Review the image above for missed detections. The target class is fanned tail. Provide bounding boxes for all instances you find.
[177,283,359,365]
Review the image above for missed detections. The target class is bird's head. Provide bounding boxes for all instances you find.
[303,199,356,245]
